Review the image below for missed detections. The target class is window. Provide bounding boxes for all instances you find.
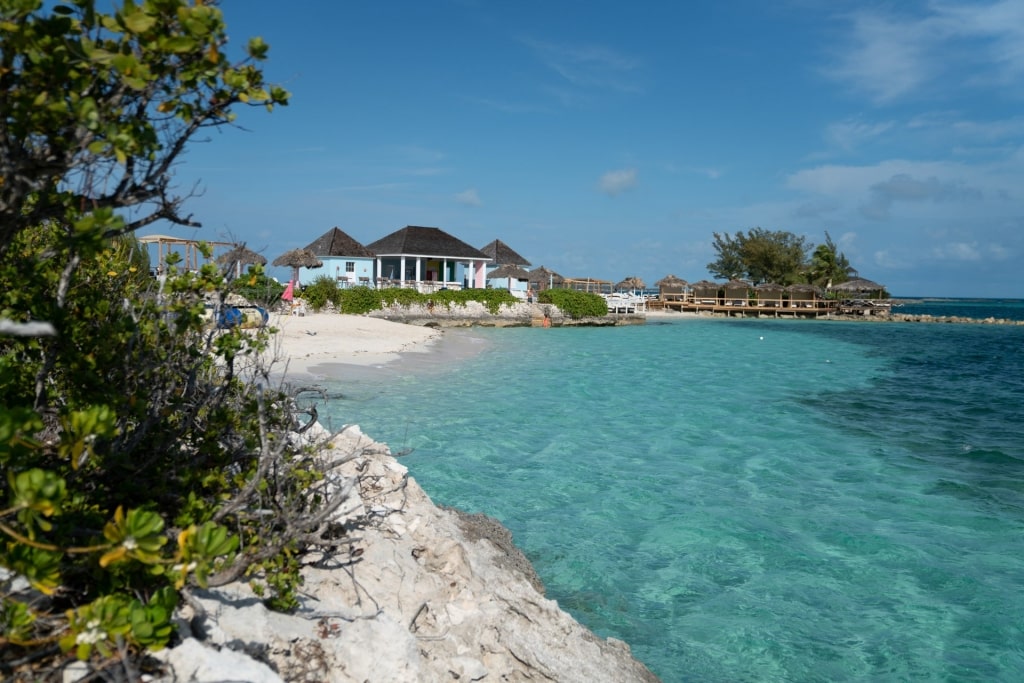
[345,261,355,273]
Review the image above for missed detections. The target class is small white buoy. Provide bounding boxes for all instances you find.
[759,336,764,340]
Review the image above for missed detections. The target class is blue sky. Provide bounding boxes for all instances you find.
[141,0,1024,297]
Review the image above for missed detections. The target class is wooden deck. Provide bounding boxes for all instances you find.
[648,298,894,318]
[649,299,836,318]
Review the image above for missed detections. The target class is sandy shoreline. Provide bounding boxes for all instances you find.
[268,310,701,380]
[268,312,442,380]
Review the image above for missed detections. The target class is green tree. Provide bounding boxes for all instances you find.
[0,0,289,256]
[707,228,810,284]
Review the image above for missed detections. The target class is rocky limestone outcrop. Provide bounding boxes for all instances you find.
[369,300,643,328]
[155,423,659,682]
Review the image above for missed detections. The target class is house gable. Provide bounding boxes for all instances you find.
[304,227,375,258]
[480,239,531,267]
[366,226,489,259]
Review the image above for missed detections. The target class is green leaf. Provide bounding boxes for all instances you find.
[122,9,156,34]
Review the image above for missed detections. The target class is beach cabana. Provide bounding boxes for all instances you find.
[787,283,821,308]
[365,225,490,291]
[830,278,888,299]
[691,280,720,306]
[217,244,267,279]
[754,282,785,307]
[723,280,752,306]
[273,248,323,288]
[303,227,376,287]
[656,275,688,302]
[528,266,564,291]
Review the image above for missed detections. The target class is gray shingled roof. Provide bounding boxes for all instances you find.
[479,239,531,267]
[365,226,489,259]
[303,227,375,258]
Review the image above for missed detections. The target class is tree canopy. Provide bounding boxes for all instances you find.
[806,231,857,288]
[0,0,289,256]
[707,228,810,285]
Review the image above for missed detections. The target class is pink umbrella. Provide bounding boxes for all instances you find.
[281,281,294,301]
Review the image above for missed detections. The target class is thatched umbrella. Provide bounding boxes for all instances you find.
[272,247,323,286]
[615,276,646,292]
[528,265,564,291]
[217,244,267,278]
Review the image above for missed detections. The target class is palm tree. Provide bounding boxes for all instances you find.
[807,232,856,289]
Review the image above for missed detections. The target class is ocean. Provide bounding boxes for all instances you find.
[318,302,1024,682]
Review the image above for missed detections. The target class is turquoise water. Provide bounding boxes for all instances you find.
[319,314,1024,682]
[895,297,1024,321]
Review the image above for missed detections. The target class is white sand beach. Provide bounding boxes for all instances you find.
[267,312,441,379]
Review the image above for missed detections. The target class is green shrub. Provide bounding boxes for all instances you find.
[231,269,286,307]
[538,289,608,319]
[302,275,340,311]
[0,227,353,669]
[337,286,383,314]
[432,288,518,314]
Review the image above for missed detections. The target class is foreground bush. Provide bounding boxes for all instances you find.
[0,227,356,676]
[538,289,608,318]
[0,2,351,677]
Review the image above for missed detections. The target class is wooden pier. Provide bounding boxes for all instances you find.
[647,298,893,319]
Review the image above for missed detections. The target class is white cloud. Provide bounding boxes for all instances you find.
[455,188,482,206]
[933,241,982,261]
[823,1,1024,104]
[598,168,638,196]
[823,11,933,104]
[522,37,643,95]
[825,118,895,152]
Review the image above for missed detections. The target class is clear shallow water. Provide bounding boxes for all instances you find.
[319,314,1024,682]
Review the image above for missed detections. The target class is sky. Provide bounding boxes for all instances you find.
[140,0,1024,298]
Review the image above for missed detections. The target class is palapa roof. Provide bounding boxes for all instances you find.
[527,266,564,287]
[787,283,822,298]
[690,279,720,293]
[754,282,785,292]
[365,226,489,260]
[487,264,531,280]
[723,279,751,292]
[272,248,323,269]
[303,227,375,258]
[217,244,267,267]
[830,277,885,293]
[615,276,647,291]
[480,239,531,267]
[656,274,688,288]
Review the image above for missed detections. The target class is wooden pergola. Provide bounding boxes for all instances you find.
[139,234,234,272]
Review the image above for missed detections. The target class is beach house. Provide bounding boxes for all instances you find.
[302,227,376,287]
[364,226,491,292]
